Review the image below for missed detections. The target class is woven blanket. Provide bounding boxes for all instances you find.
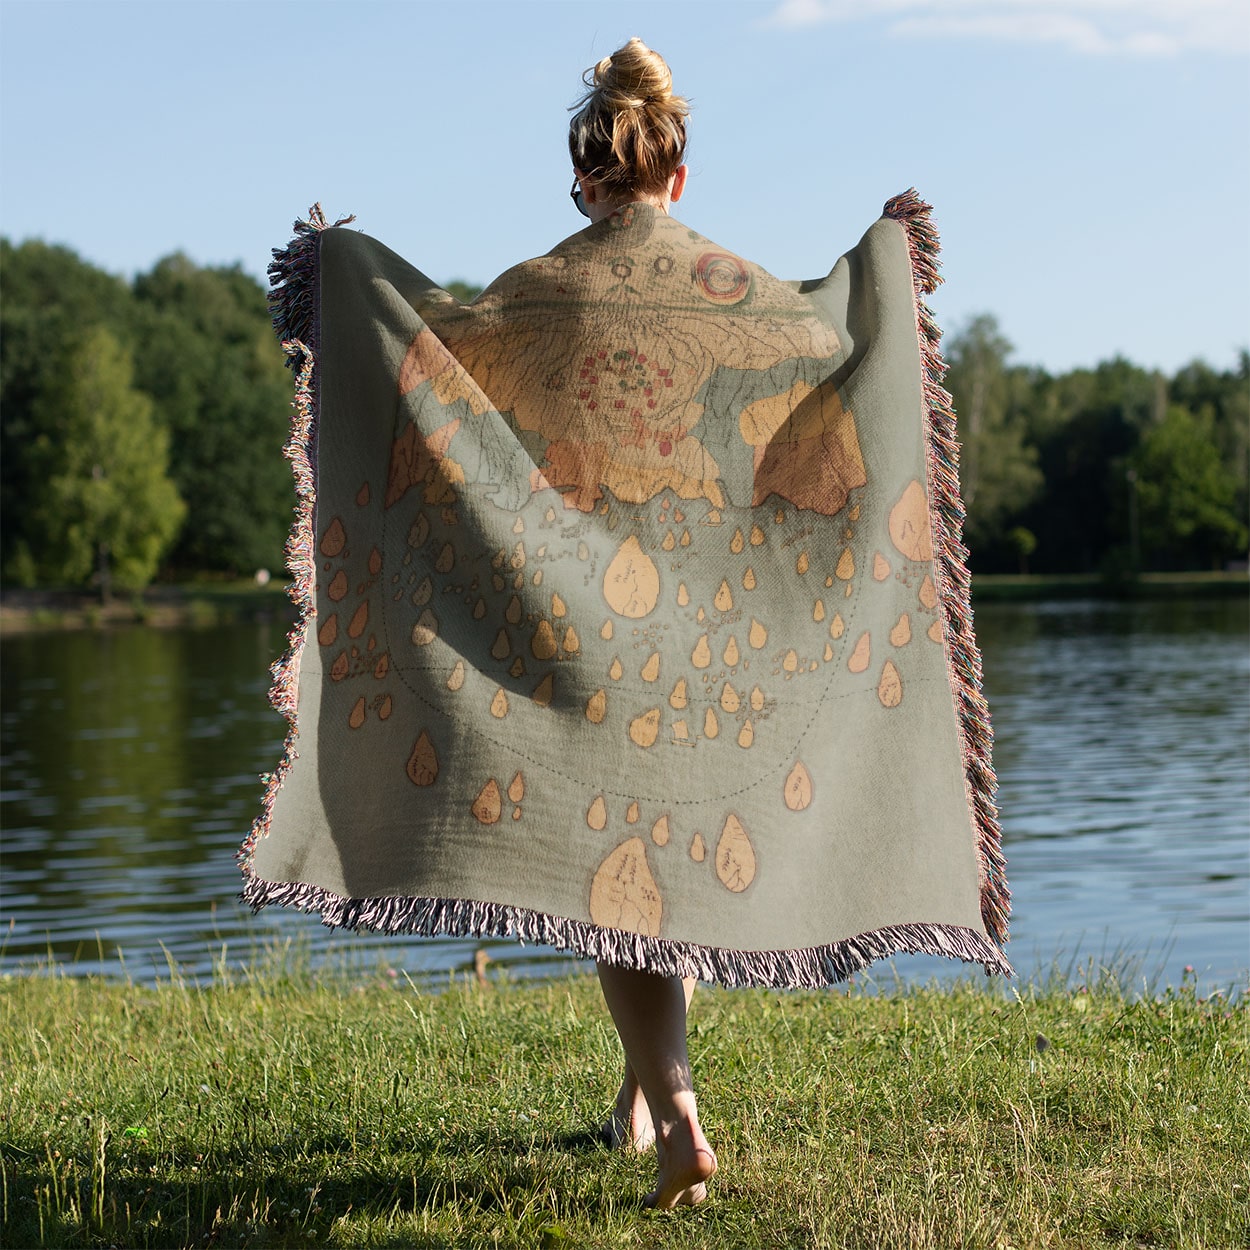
[239,192,1011,987]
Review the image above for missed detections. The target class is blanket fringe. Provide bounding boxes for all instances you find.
[239,206,349,871]
[240,873,1014,988]
[883,189,1011,948]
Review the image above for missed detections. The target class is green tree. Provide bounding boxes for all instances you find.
[131,255,293,574]
[1131,405,1247,569]
[26,327,185,596]
[943,315,1042,562]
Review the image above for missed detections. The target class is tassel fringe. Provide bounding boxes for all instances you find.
[883,189,1011,948]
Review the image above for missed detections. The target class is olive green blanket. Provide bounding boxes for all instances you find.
[239,193,1011,986]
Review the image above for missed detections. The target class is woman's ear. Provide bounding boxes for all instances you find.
[669,164,688,203]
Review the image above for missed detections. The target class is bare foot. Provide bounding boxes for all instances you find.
[602,1075,655,1151]
[644,1117,717,1209]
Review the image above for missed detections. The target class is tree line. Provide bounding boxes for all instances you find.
[1,239,1245,595]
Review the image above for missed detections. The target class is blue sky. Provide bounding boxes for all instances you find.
[2,0,1246,375]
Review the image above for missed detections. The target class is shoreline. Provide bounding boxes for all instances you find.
[1,571,1245,635]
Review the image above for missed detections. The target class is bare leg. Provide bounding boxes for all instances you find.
[602,978,696,1152]
[596,964,716,1208]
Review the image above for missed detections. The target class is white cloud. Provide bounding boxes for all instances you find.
[766,0,1250,57]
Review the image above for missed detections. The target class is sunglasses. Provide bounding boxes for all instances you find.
[570,177,589,218]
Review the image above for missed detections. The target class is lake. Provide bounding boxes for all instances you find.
[2,597,1246,993]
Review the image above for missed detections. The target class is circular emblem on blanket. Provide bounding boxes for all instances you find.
[692,251,751,305]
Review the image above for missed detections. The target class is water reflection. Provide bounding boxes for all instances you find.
[2,597,1246,990]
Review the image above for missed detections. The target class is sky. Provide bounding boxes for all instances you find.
[2,0,1247,376]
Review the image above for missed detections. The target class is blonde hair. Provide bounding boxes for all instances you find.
[568,38,689,199]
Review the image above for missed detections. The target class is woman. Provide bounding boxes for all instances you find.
[567,38,717,1210]
[245,37,1010,1215]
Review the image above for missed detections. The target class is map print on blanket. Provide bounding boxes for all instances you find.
[243,197,1011,988]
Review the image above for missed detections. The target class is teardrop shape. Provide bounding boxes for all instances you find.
[603,535,661,619]
[328,570,349,602]
[651,814,671,846]
[784,761,814,811]
[847,632,871,674]
[411,609,439,646]
[348,602,370,639]
[720,683,741,713]
[490,688,509,718]
[890,613,912,647]
[551,592,567,618]
[750,685,764,711]
[562,625,580,654]
[587,795,608,831]
[629,707,661,748]
[716,813,756,891]
[669,678,688,710]
[491,628,511,660]
[641,652,661,682]
[505,595,523,624]
[878,660,903,708]
[796,551,809,575]
[435,543,455,574]
[928,617,944,643]
[406,731,439,786]
[586,689,607,723]
[836,549,855,580]
[749,524,765,546]
[676,583,690,607]
[447,660,465,691]
[730,528,745,554]
[508,772,525,803]
[531,673,554,706]
[873,552,891,582]
[608,657,624,681]
[600,619,614,639]
[318,614,338,647]
[919,574,938,610]
[829,613,845,639]
[413,577,433,606]
[691,635,711,669]
[348,697,367,729]
[723,636,740,667]
[690,833,707,863]
[703,707,719,739]
[531,619,558,660]
[812,599,825,623]
[714,580,734,612]
[320,517,346,558]
[748,619,768,649]
[589,836,662,936]
[742,567,756,590]
[782,649,798,673]
[737,720,754,749]
[626,801,640,824]
[472,779,502,824]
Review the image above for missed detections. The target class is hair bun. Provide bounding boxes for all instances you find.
[593,36,675,110]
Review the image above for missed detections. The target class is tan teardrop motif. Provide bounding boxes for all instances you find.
[603,535,661,619]
[509,657,525,678]
[873,552,891,581]
[829,613,845,639]
[608,657,624,681]
[471,597,487,619]
[691,635,711,668]
[348,602,370,642]
[723,636,740,666]
[532,673,554,706]
[368,546,382,575]
[730,528,745,554]
[737,720,754,749]
[411,609,438,646]
[600,619,614,640]
[676,583,690,607]
[890,613,912,647]
[562,625,580,654]
[589,837,662,936]
[690,833,707,863]
[348,697,367,729]
[796,551,809,575]
[320,517,346,558]
[703,707,719,739]
[784,761,814,811]
[749,524,765,546]
[551,592,567,618]
[490,688,509,718]
[714,580,734,611]
[641,652,661,682]
[472,779,502,824]
[531,619,557,660]
[508,772,525,803]
[374,653,389,679]
[626,801,640,824]
[669,678,688,710]
[847,632,871,673]
[328,570,349,602]
[742,567,757,590]
[720,683,741,713]
[318,614,338,647]
[376,695,392,720]
[406,731,439,786]
[651,814,671,846]
[491,629,511,660]
[928,617,944,643]
[782,649,798,673]
[587,795,608,831]
[715,814,756,892]
[919,574,938,610]
[629,708,661,749]
[835,549,855,580]
[413,577,433,606]
[878,660,903,708]
[435,543,455,574]
[447,660,465,691]
[750,685,765,711]
[586,689,607,723]
[505,595,523,624]
[748,619,768,649]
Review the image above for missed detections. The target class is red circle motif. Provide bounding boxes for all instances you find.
[693,251,751,305]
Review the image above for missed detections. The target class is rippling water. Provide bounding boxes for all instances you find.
[2,597,1246,990]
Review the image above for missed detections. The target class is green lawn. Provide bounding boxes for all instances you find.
[2,963,1246,1248]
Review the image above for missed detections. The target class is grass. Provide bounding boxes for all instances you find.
[1,960,1246,1249]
